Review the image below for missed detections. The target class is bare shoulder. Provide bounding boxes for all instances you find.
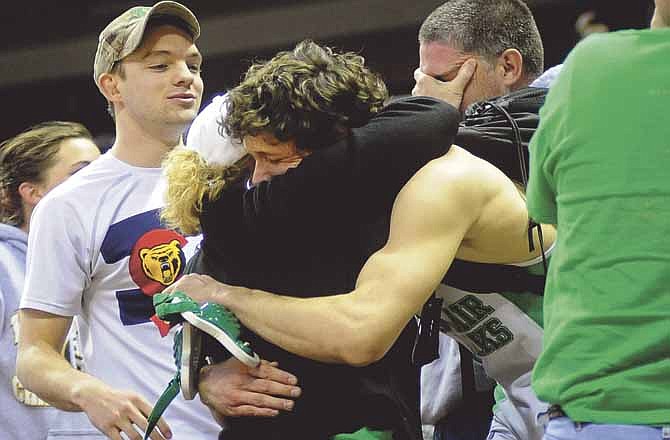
[389,146,506,236]
[406,146,510,205]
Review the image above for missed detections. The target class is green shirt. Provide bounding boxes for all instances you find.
[527,29,670,425]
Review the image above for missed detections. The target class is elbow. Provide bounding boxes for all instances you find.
[15,345,34,387]
[16,343,50,392]
[340,346,387,367]
[334,326,393,367]
[327,296,397,366]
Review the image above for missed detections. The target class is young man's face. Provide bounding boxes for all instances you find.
[244,133,307,185]
[114,24,203,128]
[419,40,505,112]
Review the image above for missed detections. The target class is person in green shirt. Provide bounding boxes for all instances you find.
[526,1,670,438]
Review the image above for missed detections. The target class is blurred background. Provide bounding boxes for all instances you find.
[0,0,654,148]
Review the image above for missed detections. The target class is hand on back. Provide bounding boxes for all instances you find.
[198,357,301,420]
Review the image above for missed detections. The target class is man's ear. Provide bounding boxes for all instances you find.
[17,181,44,208]
[98,72,122,105]
[497,48,524,88]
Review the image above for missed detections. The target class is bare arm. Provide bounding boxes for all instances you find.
[16,309,81,409]
[17,309,172,440]
[166,152,486,366]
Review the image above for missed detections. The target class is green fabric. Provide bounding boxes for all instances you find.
[496,257,547,328]
[492,384,506,414]
[527,29,670,424]
[499,290,543,329]
[331,427,393,440]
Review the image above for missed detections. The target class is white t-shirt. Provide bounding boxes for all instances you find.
[21,152,219,439]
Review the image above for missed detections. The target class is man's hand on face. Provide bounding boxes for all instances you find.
[412,59,477,109]
[198,358,301,421]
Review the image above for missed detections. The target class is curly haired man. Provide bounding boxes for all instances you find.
[161,40,472,439]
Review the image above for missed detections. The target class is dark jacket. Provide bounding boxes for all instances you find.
[448,86,549,294]
[458,86,547,185]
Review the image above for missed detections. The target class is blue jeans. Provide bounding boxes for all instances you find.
[544,417,670,440]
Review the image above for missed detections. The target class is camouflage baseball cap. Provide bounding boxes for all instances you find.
[93,1,200,85]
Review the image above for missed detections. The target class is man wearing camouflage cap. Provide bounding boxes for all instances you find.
[15,3,292,439]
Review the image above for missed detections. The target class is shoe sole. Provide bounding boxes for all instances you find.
[180,321,203,400]
[181,311,261,368]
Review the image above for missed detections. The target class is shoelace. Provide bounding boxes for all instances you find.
[144,330,184,439]
[144,292,200,439]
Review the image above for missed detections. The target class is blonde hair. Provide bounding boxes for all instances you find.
[161,147,248,235]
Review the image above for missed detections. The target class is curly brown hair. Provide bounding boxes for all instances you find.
[0,121,93,227]
[223,39,389,151]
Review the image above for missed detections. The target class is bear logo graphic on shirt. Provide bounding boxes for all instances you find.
[129,229,187,296]
[139,239,183,286]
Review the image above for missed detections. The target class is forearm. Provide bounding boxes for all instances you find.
[220,286,387,366]
[17,341,106,412]
[17,312,168,439]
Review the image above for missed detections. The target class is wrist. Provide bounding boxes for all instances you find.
[70,375,106,410]
[216,285,245,313]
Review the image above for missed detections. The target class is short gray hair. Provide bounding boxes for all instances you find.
[419,0,544,79]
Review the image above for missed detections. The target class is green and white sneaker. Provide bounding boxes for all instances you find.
[179,303,260,398]
[144,291,260,439]
[182,302,259,367]
[179,319,203,400]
